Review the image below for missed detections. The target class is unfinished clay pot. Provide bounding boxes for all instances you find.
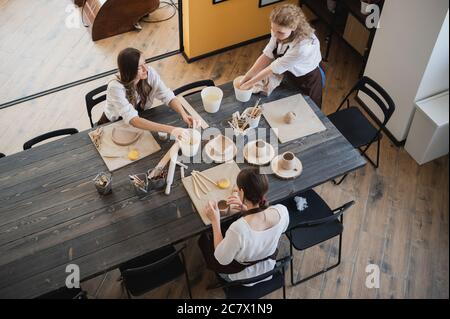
[284,111,297,124]
[111,128,142,146]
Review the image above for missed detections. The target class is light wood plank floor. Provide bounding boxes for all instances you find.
[0,0,179,104]
[0,2,448,299]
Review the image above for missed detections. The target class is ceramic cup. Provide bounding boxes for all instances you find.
[179,129,201,157]
[279,152,296,171]
[284,111,297,124]
[201,87,223,113]
[233,76,252,102]
[218,200,230,216]
[244,107,261,129]
[255,140,268,158]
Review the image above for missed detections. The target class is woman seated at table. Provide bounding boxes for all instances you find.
[200,168,289,285]
[239,4,323,108]
[98,47,195,138]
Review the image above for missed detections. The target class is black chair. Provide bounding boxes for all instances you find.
[213,256,292,299]
[119,244,192,299]
[280,190,355,286]
[173,79,215,97]
[23,128,79,150]
[0,153,5,158]
[328,76,395,185]
[37,287,87,299]
[85,84,108,128]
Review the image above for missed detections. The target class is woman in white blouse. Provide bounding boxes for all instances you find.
[202,168,289,285]
[239,4,323,107]
[98,47,195,137]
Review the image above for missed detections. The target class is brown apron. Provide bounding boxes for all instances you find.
[273,43,323,108]
[198,206,279,275]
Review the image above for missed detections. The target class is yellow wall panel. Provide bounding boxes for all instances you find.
[182,0,297,59]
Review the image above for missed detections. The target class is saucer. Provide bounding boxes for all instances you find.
[243,140,275,166]
[270,154,303,179]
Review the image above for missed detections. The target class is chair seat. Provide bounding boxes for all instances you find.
[280,190,343,251]
[328,107,381,148]
[223,271,284,299]
[119,246,184,297]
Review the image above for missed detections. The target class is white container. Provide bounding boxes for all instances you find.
[233,76,253,102]
[201,87,223,113]
[243,107,261,129]
[405,91,449,165]
[179,129,201,157]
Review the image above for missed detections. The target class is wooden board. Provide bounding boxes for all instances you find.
[177,95,209,129]
[182,161,241,225]
[88,121,161,171]
[262,93,327,143]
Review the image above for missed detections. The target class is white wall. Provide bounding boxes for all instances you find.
[416,11,449,101]
[359,0,449,142]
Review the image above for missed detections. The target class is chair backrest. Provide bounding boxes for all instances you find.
[173,79,215,97]
[217,256,292,299]
[23,128,79,150]
[353,76,395,126]
[319,63,326,87]
[121,245,186,278]
[85,84,108,128]
[292,200,355,229]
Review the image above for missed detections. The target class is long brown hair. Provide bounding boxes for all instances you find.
[117,48,152,109]
[236,168,269,208]
[270,4,315,43]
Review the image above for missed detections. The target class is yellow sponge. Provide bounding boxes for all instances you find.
[217,178,230,189]
[128,149,140,161]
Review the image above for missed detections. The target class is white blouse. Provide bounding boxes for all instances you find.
[214,204,290,285]
[263,33,322,77]
[104,67,176,125]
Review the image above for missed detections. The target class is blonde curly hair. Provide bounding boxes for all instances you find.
[270,4,315,42]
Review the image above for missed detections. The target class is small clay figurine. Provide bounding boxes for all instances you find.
[284,111,297,124]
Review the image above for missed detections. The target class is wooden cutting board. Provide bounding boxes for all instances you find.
[182,161,241,225]
[262,93,326,143]
[88,121,161,171]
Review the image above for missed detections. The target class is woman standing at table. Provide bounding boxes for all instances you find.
[199,168,289,285]
[239,4,323,108]
[99,47,195,138]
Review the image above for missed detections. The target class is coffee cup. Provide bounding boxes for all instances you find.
[279,152,295,171]
[254,140,267,158]
[218,200,230,216]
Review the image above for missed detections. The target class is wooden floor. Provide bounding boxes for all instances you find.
[0,1,448,299]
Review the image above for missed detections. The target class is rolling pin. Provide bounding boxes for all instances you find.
[165,150,178,195]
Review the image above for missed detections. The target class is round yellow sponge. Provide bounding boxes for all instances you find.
[128,149,140,161]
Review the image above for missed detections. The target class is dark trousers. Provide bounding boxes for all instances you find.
[286,67,323,108]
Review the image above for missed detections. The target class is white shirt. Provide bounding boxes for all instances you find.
[104,67,176,125]
[214,204,290,285]
[263,33,322,77]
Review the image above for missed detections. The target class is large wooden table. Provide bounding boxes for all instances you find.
[0,79,366,298]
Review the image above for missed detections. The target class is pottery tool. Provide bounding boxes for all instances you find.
[91,127,104,149]
[148,143,180,179]
[176,161,188,169]
[180,166,185,179]
[192,173,208,194]
[192,171,211,192]
[192,170,219,187]
[177,95,209,129]
[164,150,178,195]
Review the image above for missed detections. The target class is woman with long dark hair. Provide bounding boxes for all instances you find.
[200,168,289,285]
[100,47,195,137]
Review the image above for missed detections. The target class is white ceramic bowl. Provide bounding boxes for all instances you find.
[201,87,223,113]
[233,76,252,102]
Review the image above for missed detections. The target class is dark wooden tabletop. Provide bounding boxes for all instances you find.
[0,79,366,298]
